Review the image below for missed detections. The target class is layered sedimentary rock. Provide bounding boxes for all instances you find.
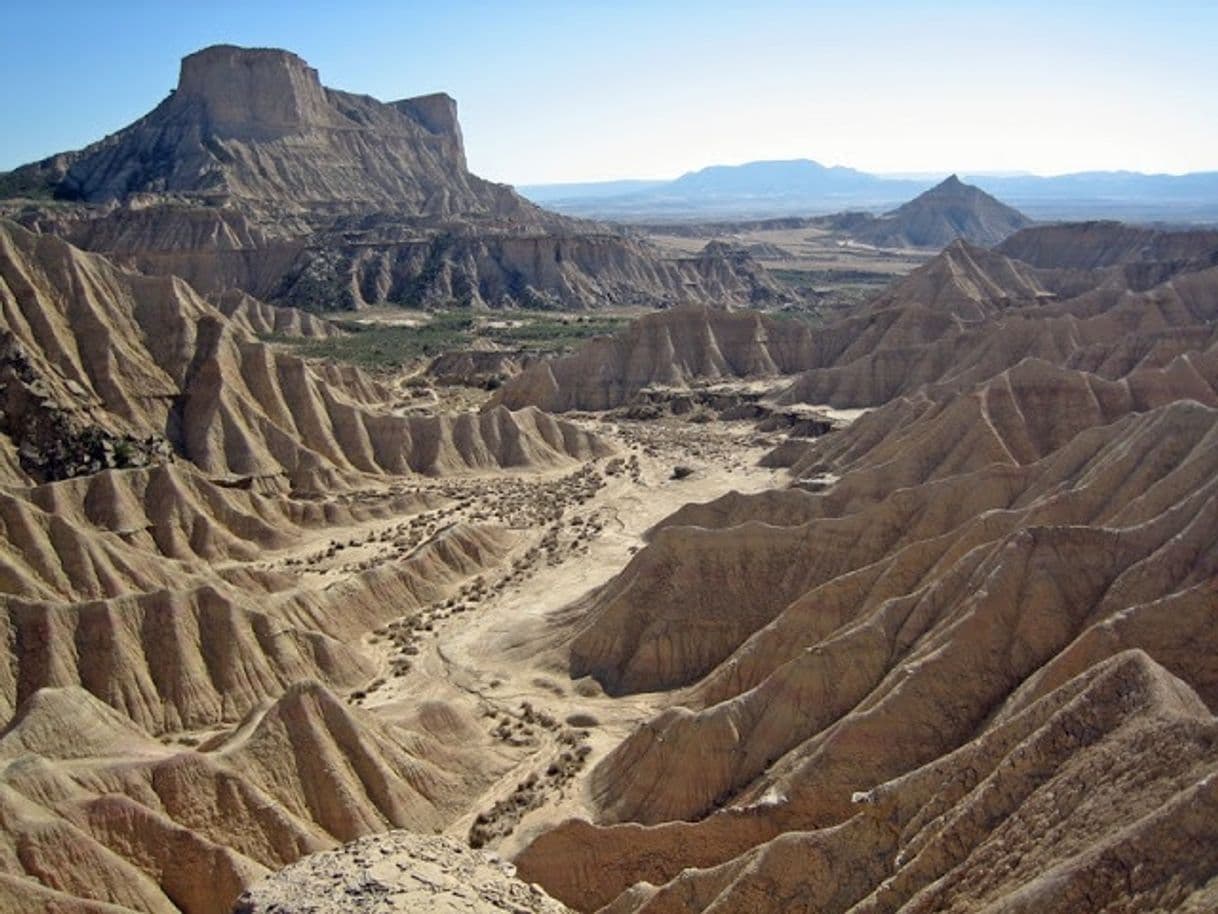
[523,402,1218,913]
[234,832,570,914]
[0,219,610,490]
[513,221,1218,914]
[850,174,1032,249]
[496,227,1218,417]
[863,238,1058,318]
[493,305,818,412]
[0,215,611,911]
[1,45,781,311]
[0,683,499,914]
[578,651,1218,914]
[996,219,1218,273]
[770,229,1218,409]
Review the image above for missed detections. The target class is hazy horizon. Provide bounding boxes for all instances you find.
[4,0,1217,184]
[516,163,1218,189]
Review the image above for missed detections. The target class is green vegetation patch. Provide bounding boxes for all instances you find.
[768,267,895,289]
[265,311,628,372]
[486,315,626,348]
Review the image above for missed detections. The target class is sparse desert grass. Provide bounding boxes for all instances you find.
[265,310,627,371]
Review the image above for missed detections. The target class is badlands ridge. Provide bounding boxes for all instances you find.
[2,45,780,314]
[0,42,1216,914]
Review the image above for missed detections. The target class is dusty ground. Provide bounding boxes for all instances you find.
[648,223,925,270]
[362,410,787,855]
[173,373,794,857]
[647,224,927,319]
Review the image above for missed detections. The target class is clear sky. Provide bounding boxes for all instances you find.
[3,0,1217,184]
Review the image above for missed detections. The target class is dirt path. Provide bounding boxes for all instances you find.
[179,409,789,853]
[346,415,786,853]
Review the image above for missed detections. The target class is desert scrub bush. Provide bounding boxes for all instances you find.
[266,311,475,370]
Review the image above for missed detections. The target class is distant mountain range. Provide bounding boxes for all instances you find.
[519,159,1218,223]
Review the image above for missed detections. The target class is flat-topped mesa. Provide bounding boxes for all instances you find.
[175,45,334,134]
[0,44,784,310]
[45,43,488,209]
[392,92,467,166]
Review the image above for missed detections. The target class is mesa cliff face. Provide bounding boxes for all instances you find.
[1,45,783,311]
[49,46,488,212]
[3,43,1217,914]
[174,45,338,134]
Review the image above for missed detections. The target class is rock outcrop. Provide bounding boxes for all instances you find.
[863,238,1057,319]
[234,832,570,914]
[494,225,1218,417]
[493,226,1218,417]
[849,174,1033,249]
[5,66,1218,914]
[549,651,1218,914]
[492,305,818,413]
[0,217,611,911]
[770,228,1218,409]
[1,45,783,312]
[9,45,501,213]
[997,219,1218,272]
[522,400,1218,913]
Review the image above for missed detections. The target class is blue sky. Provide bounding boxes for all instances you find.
[3,1,1217,183]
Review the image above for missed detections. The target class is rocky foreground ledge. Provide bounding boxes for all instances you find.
[232,832,570,914]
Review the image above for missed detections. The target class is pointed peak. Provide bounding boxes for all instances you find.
[933,173,966,191]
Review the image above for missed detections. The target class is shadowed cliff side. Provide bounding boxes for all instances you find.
[0,219,612,490]
[1,45,785,312]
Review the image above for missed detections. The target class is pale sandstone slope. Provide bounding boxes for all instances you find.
[0,682,500,914]
[0,517,516,732]
[570,393,1218,703]
[863,238,1057,319]
[493,305,819,413]
[520,398,1218,912]
[0,223,555,734]
[776,242,1218,409]
[0,217,619,913]
[771,343,1218,496]
[213,288,341,339]
[509,223,1218,913]
[0,218,610,490]
[594,651,1218,914]
[492,229,1218,419]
